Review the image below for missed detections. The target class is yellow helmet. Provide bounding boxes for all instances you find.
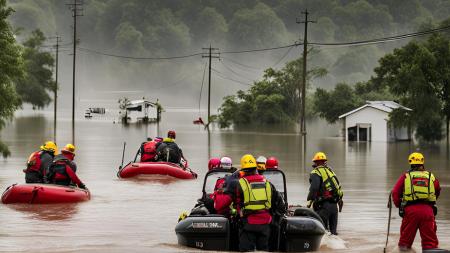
[240,154,257,170]
[408,152,424,165]
[62,143,76,154]
[312,152,327,162]
[40,141,58,154]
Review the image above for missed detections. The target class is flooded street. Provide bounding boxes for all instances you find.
[1,108,449,252]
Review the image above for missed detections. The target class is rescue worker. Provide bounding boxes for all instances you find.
[256,156,267,171]
[266,157,279,170]
[208,157,221,171]
[220,156,233,170]
[23,141,58,183]
[156,130,185,165]
[215,154,284,251]
[139,138,157,162]
[47,144,87,189]
[307,152,343,235]
[392,152,441,251]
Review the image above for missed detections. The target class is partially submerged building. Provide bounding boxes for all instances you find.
[122,99,160,123]
[338,101,412,142]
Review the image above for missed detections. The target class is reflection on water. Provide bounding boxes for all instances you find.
[0,110,449,252]
[6,203,79,221]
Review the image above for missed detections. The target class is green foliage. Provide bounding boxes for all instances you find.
[218,57,326,128]
[227,3,288,50]
[371,31,450,141]
[192,7,228,45]
[15,29,55,109]
[313,83,363,124]
[0,0,24,157]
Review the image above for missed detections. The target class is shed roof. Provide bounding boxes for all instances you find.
[338,101,412,119]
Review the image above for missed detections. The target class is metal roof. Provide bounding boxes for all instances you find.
[338,101,412,119]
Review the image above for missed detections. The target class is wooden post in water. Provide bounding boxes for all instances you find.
[297,10,315,171]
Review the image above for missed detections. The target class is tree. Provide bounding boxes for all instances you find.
[313,83,363,124]
[227,3,288,50]
[0,0,24,157]
[191,7,228,46]
[218,57,326,128]
[15,29,55,109]
[371,34,450,141]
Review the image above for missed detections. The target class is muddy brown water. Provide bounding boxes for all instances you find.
[0,109,449,252]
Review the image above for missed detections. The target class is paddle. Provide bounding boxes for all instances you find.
[384,191,392,253]
[119,142,126,170]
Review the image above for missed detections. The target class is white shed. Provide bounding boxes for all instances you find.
[338,101,412,142]
[125,99,159,122]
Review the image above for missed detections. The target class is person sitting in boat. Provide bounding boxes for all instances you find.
[23,141,58,184]
[47,144,87,189]
[214,154,285,251]
[256,156,267,171]
[156,130,185,165]
[265,156,279,170]
[220,156,234,170]
[139,138,158,162]
[208,157,221,171]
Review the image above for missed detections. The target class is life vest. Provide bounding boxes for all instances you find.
[311,166,343,201]
[403,170,436,203]
[24,151,43,174]
[238,175,272,214]
[157,139,181,164]
[48,157,76,185]
[141,141,157,162]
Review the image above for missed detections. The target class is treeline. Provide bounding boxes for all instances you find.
[7,0,450,84]
[219,18,450,142]
[0,0,55,157]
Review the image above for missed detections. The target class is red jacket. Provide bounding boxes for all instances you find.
[392,171,441,208]
[214,173,272,224]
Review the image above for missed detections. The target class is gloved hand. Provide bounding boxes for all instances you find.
[79,183,87,190]
[338,199,344,212]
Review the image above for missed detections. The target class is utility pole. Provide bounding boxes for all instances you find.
[297,10,315,170]
[67,0,83,144]
[202,45,220,128]
[50,35,62,142]
[297,9,315,137]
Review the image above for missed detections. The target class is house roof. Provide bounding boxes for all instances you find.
[126,100,156,110]
[338,101,412,119]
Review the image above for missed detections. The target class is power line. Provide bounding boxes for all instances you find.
[272,45,295,68]
[212,68,252,86]
[310,26,450,47]
[78,47,203,60]
[221,43,300,54]
[70,26,450,63]
[220,61,255,82]
[220,57,263,71]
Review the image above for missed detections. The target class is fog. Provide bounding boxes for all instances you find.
[7,0,446,116]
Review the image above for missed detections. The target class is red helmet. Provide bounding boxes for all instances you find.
[266,157,278,170]
[168,130,176,139]
[208,158,221,171]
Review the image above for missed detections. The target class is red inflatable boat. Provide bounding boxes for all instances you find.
[118,162,197,179]
[1,184,90,204]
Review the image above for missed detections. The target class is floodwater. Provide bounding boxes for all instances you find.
[0,108,449,253]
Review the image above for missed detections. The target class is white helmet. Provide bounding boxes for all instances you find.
[256,156,267,164]
[220,156,232,169]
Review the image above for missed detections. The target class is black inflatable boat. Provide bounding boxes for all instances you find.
[175,169,326,252]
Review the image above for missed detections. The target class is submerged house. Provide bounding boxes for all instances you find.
[123,99,160,123]
[338,101,412,142]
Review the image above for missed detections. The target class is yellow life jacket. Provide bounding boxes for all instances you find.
[311,166,343,200]
[403,170,436,203]
[239,177,272,213]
